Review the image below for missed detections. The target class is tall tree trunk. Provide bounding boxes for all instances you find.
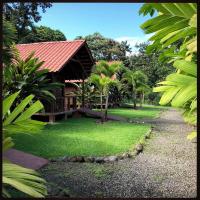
[100,92,103,112]
[140,93,143,108]
[142,92,145,107]
[104,95,109,121]
[100,91,104,123]
[133,90,137,109]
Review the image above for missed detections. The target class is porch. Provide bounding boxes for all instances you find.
[34,95,83,123]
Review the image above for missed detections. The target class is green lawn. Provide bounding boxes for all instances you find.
[104,104,169,120]
[11,117,150,159]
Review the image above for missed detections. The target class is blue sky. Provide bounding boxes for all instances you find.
[37,3,154,54]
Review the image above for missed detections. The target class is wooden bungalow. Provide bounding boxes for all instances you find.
[16,40,94,122]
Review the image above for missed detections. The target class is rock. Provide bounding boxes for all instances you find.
[76,156,84,162]
[122,153,130,158]
[60,156,67,161]
[135,144,143,152]
[56,157,64,162]
[131,150,139,156]
[95,157,105,163]
[117,155,124,160]
[63,156,69,162]
[107,156,118,162]
[103,157,110,162]
[69,156,77,162]
[84,157,95,162]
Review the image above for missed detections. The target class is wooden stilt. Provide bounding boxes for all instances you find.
[49,115,55,123]
[82,78,85,108]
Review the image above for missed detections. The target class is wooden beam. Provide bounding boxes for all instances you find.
[82,78,85,108]
[49,115,55,123]
[73,56,88,79]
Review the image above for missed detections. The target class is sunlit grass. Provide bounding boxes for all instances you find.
[102,104,168,119]
[12,117,150,158]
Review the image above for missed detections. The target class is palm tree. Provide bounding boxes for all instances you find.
[122,69,149,109]
[89,73,105,112]
[137,84,151,107]
[89,60,122,121]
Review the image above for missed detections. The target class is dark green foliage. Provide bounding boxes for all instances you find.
[2,19,17,64]
[124,43,175,104]
[121,69,149,109]
[3,2,52,42]
[76,32,131,61]
[3,51,63,102]
[126,43,174,88]
[19,26,66,44]
[3,92,47,198]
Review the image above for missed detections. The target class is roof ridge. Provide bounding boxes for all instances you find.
[16,40,85,46]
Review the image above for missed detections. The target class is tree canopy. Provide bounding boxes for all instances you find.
[19,26,66,44]
[3,2,52,42]
[76,32,131,61]
[126,43,174,88]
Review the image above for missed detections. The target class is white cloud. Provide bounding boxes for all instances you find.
[115,34,153,56]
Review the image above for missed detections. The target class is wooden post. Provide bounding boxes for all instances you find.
[82,78,85,108]
[73,96,76,109]
[67,96,70,110]
[49,114,55,123]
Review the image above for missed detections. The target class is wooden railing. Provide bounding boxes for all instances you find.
[42,95,119,114]
[42,96,83,113]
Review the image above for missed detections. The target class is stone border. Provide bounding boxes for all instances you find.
[50,128,152,164]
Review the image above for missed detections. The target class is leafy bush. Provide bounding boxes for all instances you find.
[3,51,63,102]
[3,91,47,197]
[140,3,197,139]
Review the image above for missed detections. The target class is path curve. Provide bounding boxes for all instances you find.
[40,108,197,198]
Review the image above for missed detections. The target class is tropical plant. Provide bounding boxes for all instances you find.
[121,69,149,109]
[2,18,17,64]
[89,61,122,120]
[3,91,47,197]
[126,42,175,88]
[136,84,151,107]
[3,51,63,102]
[89,73,109,112]
[139,3,197,139]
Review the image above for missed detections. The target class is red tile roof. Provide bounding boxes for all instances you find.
[16,40,86,72]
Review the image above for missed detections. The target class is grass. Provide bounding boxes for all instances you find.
[11,117,150,159]
[102,104,169,120]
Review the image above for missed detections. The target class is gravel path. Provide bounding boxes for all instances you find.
[40,108,197,198]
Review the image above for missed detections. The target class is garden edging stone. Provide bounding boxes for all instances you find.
[50,127,152,164]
